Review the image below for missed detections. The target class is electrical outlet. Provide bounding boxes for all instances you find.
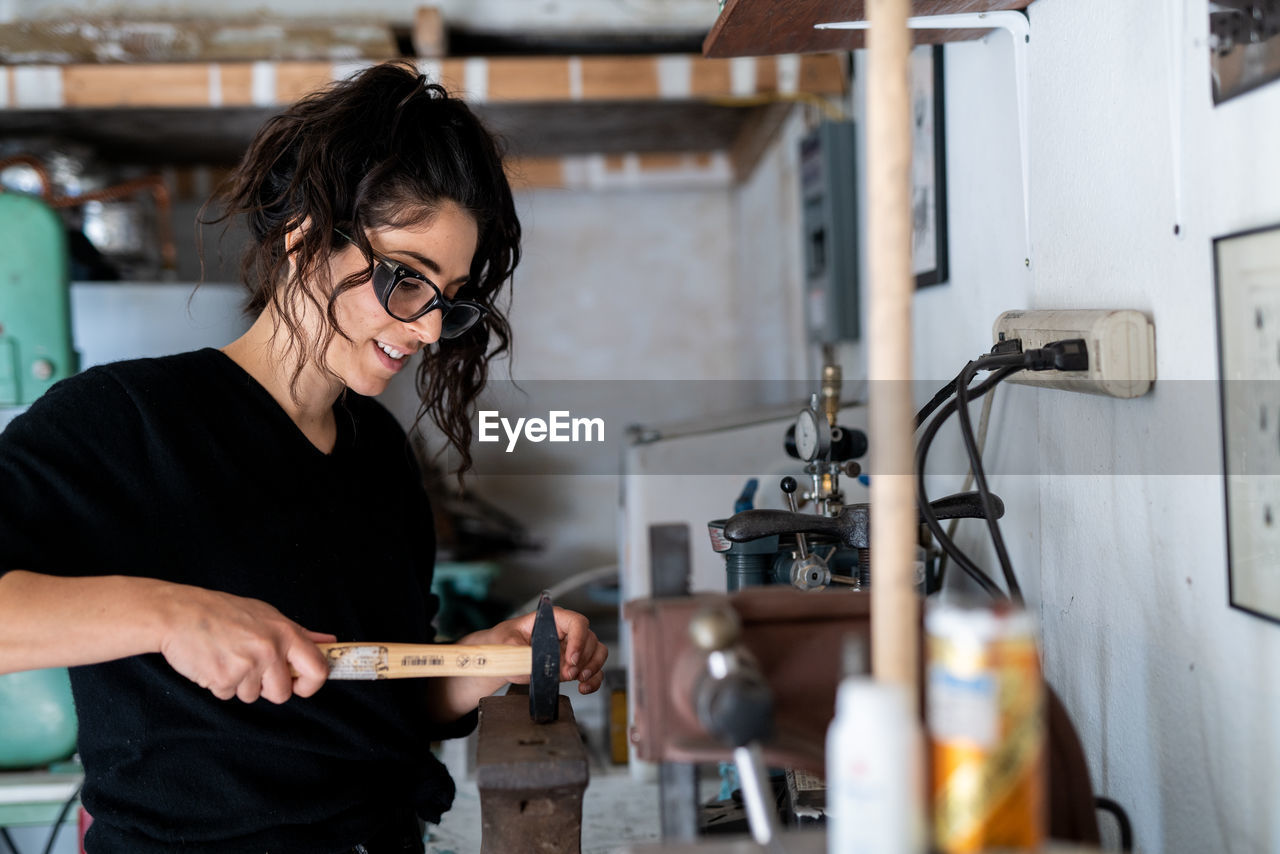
[1215,225,1280,618]
[992,309,1156,398]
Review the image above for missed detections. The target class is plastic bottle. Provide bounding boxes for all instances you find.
[926,601,1045,853]
[826,640,923,854]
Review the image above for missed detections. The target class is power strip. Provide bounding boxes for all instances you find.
[992,309,1156,398]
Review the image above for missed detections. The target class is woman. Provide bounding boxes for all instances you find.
[0,62,606,853]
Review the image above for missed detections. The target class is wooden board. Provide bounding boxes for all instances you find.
[0,55,844,110]
[0,17,397,64]
[0,54,843,186]
[703,0,1033,57]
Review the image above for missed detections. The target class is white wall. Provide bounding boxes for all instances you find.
[503,188,740,383]
[382,183,809,611]
[858,1,1280,851]
[381,133,818,612]
[730,107,810,386]
[478,188,732,606]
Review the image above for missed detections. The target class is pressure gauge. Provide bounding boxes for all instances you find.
[793,406,830,462]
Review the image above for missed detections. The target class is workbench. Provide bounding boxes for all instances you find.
[0,767,82,854]
[0,768,81,828]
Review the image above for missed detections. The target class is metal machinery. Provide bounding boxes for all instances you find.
[625,361,1005,847]
[0,191,78,408]
[708,359,870,594]
[0,189,81,772]
[627,588,868,845]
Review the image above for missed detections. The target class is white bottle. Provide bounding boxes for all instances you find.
[825,661,923,854]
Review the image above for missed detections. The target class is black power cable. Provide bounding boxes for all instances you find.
[1,782,84,854]
[41,782,82,854]
[955,340,1088,601]
[1095,796,1134,851]
[917,339,1088,600]
[955,354,1027,604]
[914,338,1025,430]
[914,367,964,430]
[916,364,1021,597]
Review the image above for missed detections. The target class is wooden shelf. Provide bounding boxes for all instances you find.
[0,54,843,110]
[703,0,1032,58]
[0,55,846,187]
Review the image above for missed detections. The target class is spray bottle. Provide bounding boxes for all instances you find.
[825,636,924,854]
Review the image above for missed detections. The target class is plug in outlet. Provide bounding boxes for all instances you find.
[992,309,1156,398]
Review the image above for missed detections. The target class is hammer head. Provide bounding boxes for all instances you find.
[528,592,560,724]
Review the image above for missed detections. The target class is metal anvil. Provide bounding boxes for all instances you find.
[475,693,588,854]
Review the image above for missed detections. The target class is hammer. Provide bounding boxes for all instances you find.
[312,591,561,723]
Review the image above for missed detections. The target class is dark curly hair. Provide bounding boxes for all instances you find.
[202,61,520,474]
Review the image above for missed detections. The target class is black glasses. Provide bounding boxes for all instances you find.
[337,231,486,339]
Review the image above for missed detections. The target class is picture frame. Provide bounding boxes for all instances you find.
[911,44,949,289]
[1210,3,1280,105]
[1213,223,1280,624]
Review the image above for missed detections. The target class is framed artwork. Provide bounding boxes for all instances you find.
[911,44,949,289]
[1210,2,1280,105]
[1214,223,1280,623]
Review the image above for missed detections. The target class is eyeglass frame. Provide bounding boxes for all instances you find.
[334,229,487,337]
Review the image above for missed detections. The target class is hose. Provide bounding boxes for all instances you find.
[0,155,176,272]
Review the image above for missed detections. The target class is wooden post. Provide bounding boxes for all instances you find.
[866,0,917,706]
[412,6,447,58]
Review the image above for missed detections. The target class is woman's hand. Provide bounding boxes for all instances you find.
[154,585,335,704]
[426,605,610,723]
[486,605,609,695]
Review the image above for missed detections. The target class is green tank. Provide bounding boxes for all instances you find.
[0,190,78,405]
[0,668,77,768]
[0,190,80,766]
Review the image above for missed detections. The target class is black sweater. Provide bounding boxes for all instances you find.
[0,349,473,853]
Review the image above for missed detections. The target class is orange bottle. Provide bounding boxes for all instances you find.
[926,602,1046,853]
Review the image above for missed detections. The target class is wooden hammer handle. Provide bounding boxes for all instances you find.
[306,643,533,680]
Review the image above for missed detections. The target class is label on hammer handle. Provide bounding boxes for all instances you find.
[324,645,388,680]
